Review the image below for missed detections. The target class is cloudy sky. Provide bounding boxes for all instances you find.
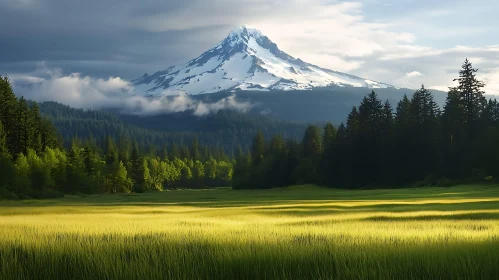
[1,0,499,97]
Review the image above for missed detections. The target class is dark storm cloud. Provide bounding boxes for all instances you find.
[0,29,202,79]
[0,0,250,78]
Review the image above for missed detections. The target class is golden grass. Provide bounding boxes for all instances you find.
[1,185,499,279]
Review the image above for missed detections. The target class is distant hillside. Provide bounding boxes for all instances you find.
[191,86,448,123]
[38,101,309,153]
[37,84,447,152]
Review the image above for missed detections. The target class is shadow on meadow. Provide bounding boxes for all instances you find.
[237,199,499,220]
[2,230,499,280]
[361,212,499,221]
[1,185,499,218]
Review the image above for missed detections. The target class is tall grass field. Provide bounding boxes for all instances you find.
[1,185,499,279]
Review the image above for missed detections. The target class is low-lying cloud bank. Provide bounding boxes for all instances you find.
[9,69,252,116]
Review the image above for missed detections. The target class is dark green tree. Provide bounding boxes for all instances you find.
[232,146,251,190]
[408,85,441,181]
[169,143,180,161]
[346,106,360,138]
[29,103,43,153]
[104,135,118,165]
[118,135,131,167]
[66,138,86,193]
[332,123,352,187]
[441,89,467,178]
[105,161,132,193]
[190,136,200,161]
[356,91,383,186]
[294,125,322,184]
[16,97,32,156]
[39,119,60,151]
[380,100,395,185]
[251,130,265,166]
[451,59,486,138]
[393,95,412,183]
[180,144,191,160]
[0,76,19,158]
[0,121,7,156]
[319,123,337,186]
[265,134,289,188]
[130,143,150,192]
[160,144,169,161]
[301,125,323,158]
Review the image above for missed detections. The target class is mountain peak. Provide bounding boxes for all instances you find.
[230,25,264,38]
[133,26,393,95]
[223,25,266,48]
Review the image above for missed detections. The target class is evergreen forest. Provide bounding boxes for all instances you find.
[0,59,496,198]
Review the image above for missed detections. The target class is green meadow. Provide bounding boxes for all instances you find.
[1,185,499,279]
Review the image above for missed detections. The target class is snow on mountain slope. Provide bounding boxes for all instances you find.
[133,26,393,95]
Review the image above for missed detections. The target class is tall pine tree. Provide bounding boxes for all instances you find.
[451,59,486,138]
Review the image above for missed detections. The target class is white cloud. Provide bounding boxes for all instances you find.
[428,9,453,17]
[481,68,499,97]
[429,85,451,92]
[301,54,365,73]
[9,67,252,116]
[7,74,44,84]
[2,0,38,10]
[406,71,423,77]
[378,45,499,61]
[248,1,416,61]
[192,95,252,116]
[95,77,133,93]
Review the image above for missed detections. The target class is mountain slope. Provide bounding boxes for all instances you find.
[38,101,308,152]
[133,26,393,96]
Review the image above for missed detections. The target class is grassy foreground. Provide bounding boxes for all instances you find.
[1,186,499,279]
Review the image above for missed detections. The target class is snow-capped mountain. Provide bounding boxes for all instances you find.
[133,26,392,95]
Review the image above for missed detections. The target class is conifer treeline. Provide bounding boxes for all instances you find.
[39,101,308,155]
[0,77,233,199]
[233,59,499,189]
